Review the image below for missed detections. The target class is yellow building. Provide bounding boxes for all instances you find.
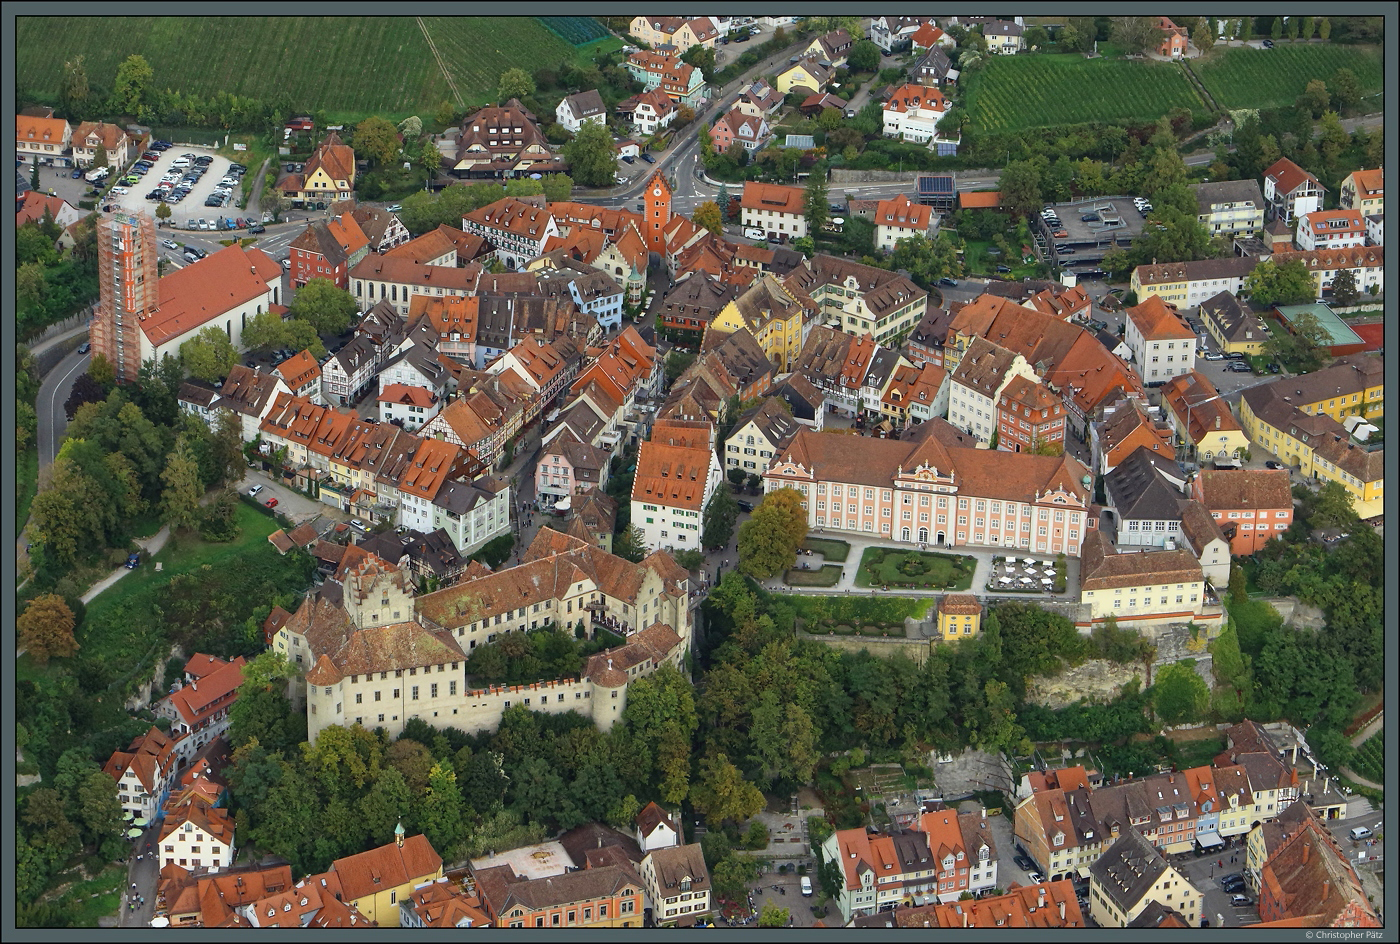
[1198,291,1270,357]
[775,58,834,96]
[1077,532,1209,629]
[1159,371,1250,464]
[707,274,814,372]
[936,594,981,641]
[326,827,443,927]
[1241,378,1384,517]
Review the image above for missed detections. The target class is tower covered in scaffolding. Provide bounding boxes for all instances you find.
[91,211,159,384]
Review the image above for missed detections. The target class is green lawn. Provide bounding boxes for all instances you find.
[800,537,851,562]
[784,564,844,587]
[963,53,1206,133]
[17,445,38,537]
[854,547,977,590]
[18,502,293,689]
[15,17,620,121]
[1193,43,1384,111]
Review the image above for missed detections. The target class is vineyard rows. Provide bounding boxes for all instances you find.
[1193,43,1384,111]
[964,54,1206,133]
[1351,731,1384,785]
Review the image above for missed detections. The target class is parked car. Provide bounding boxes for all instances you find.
[350,519,367,531]
[1265,460,1283,470]
[938,277,959,287]
[1231,894,1252,907]
[1267,362,1281,374]
[1204,351,1226,361]
[125,552,140,569]
[1081,214,1098,222]
[248,223,266,233]
[386,204,403,213]
[621,154,635,164]
[800,876,812,897]
[1262,38,1275,48]
[743,228,766,240]
[248,485,264,497]
[736,500,754,513]
[1014,854,1036,871]
[264,498,279,509]
[996,264,1013,273]
[1053,230,1068,238]
[1228,362,1252,373]
[1058,247,1076,255]
[640,152,656,163]
[1028,872,1045,885]
[161,239,179,250]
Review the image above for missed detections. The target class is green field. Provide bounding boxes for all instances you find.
[1193,43,1384,111]
[15,17,621,122]
[963,53,1206,133]
[784,564,844,587]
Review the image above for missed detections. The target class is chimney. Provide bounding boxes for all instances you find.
[1059,899,1066,921]
[963,907,969,929]
[1039,888,1046,909]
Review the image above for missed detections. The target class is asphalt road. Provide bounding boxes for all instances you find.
[38,346,90,469]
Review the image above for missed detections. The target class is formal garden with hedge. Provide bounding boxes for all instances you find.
[854,547,976,590]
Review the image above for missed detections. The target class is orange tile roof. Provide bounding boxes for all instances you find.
[166,656,247,729]
[325,212,369,256]
[74,120,128,150]
[464,196,554,240]
[740,181,804,215]
[884,82,948,115]
[1127,294,1195,340]
[632,440,712,512]
[378,383,438,408]
[143,245,282,347]
[1346,166,1383,196]
[16,113,70,144]
[958,190,1001,209]
[394,437,462,501]
[386,227,458,264]
[331,834,442,904]
[273,349,322,390]
[305,131,356,187]
[875,193,932,231]
[159,795,235,847]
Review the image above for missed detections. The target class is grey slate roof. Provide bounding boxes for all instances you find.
[1104,445,1187,524]
[1089,829,1168,915]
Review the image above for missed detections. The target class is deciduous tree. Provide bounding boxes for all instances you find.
[353,116,402,167]
[1243,258,1315,309]
[161,434,203,532]
[690,753,765,825]
[1297,79,1331,118]
[1110,17,1166,56]
[693,200,723,235]
[288,278,357,336]
[562,119,619,188]
[59,55,89,120]
[737,487,808,578]
[497,68,536,103]
[110,54,154,118]
[18,594,79,665]
[179,325,238,383]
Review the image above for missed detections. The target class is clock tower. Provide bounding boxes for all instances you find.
[643,171,673,255]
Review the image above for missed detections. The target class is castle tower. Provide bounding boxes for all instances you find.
[92,211,159,384]
[643,171,672,255]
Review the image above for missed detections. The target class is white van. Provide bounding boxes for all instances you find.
[800,876,812,897]
[1349,825,1373,841]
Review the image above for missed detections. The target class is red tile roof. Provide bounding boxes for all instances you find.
[1265,157,1322,197]
[142,245,281,347]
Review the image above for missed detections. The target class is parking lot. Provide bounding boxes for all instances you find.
[102,144,249,229]
[1173,847,1261,928]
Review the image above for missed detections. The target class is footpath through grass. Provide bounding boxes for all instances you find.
[1193,43,1384,111]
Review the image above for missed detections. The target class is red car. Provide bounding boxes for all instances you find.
[264,498,278,509]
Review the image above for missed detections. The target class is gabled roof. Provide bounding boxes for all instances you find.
[1104,445,1185,522]
[883,83,948,116]
[165,656,248,728]
[304,131,356,185]
[1265,157,1323,196]
[1126,294,1197,340]
[1194,468,1292,511]
[560,89,606,120]
[16,113,70,143]
[874,193,933,231]
[632,440,713,512]
[143,245,281,347]
[273,350,321,390]
[331,834,442,903]
[740,181,803,215]
[1089,829,1169,913]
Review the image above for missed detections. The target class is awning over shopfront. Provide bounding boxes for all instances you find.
[1196,830,1225,849]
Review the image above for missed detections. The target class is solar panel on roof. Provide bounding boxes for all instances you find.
[917,174,954,194]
